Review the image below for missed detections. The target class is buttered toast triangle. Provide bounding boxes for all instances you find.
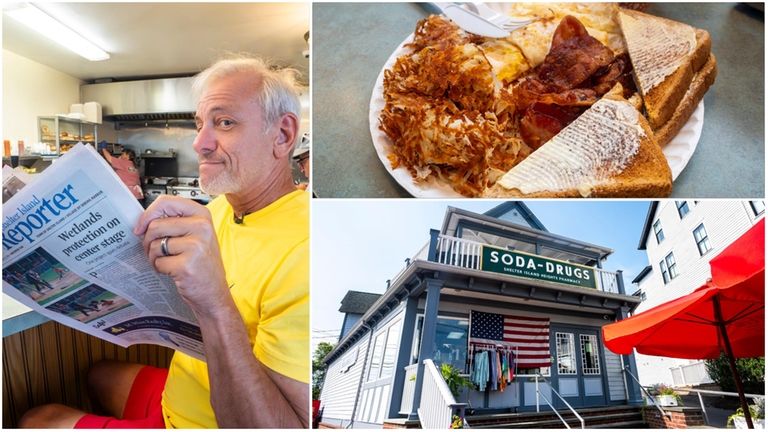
[483,86,672,198]
[618,9,712,130]
[655,53,717,147]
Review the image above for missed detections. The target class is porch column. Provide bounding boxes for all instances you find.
[619,306,643,404]
[388,294,418,418]
[408,278,443,420]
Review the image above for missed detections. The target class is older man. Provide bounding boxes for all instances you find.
[19,57,309,428]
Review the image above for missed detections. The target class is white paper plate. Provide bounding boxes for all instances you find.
[369,35,703,198]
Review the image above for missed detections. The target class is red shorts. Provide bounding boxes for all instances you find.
[75,365,168,429]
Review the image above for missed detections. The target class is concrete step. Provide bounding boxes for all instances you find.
[592,420,649,429]
[467,405,644,429]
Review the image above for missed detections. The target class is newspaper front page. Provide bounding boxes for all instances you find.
[2,144,204,360]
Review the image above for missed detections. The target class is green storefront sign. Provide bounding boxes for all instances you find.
[481,246,597,289]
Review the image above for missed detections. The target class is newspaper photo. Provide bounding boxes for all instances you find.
[3,165,36,203]
[2,144,204,360]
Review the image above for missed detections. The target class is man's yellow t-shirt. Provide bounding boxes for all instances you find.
[160,190,309,428]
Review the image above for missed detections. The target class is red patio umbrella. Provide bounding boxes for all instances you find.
[603,218,764,428]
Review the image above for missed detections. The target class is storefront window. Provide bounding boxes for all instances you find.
[411,315,469,372]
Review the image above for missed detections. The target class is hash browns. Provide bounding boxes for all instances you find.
[379,15,529,196]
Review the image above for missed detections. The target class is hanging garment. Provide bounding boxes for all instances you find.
[472,350,489,392]
[501,351,509,384]
[508,351,515,382]
[497,350,505,391]
[489,349,498,391]
[510,350,517,379]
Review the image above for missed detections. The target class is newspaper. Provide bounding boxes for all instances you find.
[2,144,204,360]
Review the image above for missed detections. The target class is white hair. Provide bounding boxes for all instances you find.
[192,55,302,134]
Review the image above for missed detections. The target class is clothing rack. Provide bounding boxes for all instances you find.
[469,342,519,376]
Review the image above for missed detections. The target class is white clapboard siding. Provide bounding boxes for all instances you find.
[603,348,626,401]
[638,201,761,312]
[320,333,370,422]
[321,306,406,425]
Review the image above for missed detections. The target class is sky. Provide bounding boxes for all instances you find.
[311,200,652,352]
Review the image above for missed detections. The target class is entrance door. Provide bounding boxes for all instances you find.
[552,327,607,408]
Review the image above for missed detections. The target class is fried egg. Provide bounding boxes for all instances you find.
[491,2,626,67]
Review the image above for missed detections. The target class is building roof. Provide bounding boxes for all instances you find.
[483,202,548,231]
[637,202,660,250]
[338,290,382,314]
[632,265,652,284]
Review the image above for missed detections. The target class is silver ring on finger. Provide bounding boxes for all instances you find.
[160,236,171,257]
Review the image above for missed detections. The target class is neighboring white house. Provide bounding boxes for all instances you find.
[631,200,765,386]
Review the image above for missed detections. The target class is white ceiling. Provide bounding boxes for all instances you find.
[2,2,310,83]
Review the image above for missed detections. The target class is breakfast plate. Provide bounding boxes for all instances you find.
[369,33,703,198]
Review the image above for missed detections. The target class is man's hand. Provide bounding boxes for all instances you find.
[133,195,231,318]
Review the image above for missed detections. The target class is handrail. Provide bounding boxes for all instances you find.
[672,387,766,427]
[623,366,670,418]
[536,374,585,429]
[537,387,573,429]
[418,359,467,429]
[671,387,765,399]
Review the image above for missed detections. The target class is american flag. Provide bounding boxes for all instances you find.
[469,310,551,368]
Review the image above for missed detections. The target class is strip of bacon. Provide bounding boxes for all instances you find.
[515,16,637,149]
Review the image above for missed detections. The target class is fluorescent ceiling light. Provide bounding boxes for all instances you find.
[446,332,464,340]
[5,3,110,61]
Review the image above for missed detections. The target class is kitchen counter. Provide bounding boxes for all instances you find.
[313,3,764,198]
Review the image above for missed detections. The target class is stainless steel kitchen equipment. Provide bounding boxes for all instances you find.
[143,184,167,206]
[166,177,213,204]
[143,176,213,205]
[80,77,195,121]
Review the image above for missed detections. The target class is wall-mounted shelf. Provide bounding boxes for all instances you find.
[38,116,99,157]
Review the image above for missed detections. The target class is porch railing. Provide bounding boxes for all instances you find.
[594,268,621,294]
[399,364,418,415]
[417,359,467,429]
[431,234,622,295]
[434,235,482,270]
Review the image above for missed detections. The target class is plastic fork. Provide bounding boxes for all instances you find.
[464,2,533,33]
[425,3,532,37]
